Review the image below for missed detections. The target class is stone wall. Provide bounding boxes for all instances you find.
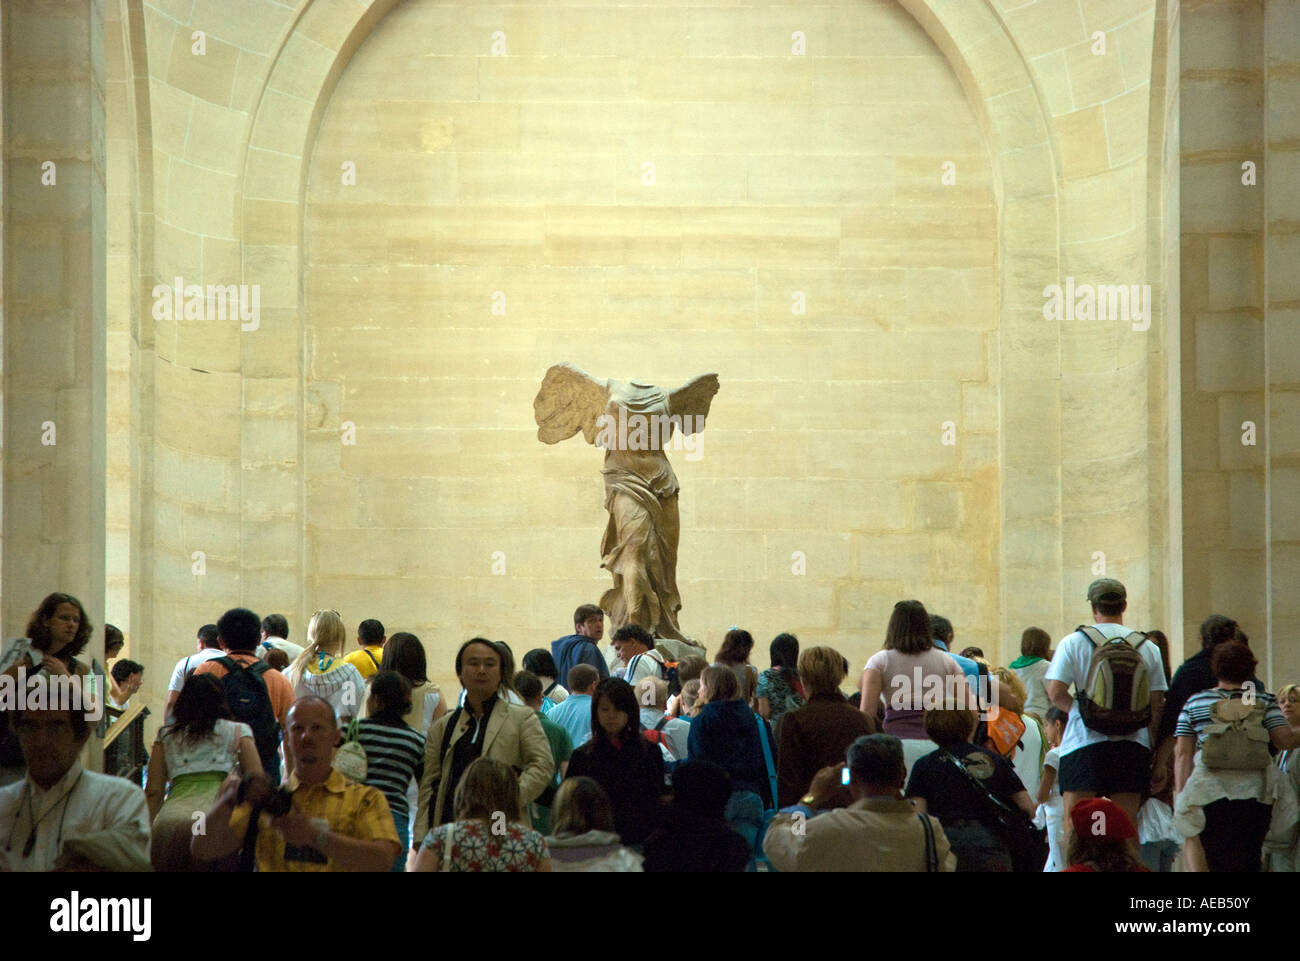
[1180,0,1300,687]
[2,0,1214,723]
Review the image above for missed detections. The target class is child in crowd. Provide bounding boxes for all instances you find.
[1035,706,1067,872]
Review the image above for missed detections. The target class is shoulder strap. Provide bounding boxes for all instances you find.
[215,656,239,673]
[917,812,938,872]
[753,712,777,808]
[941,749,1014,818]
[1075,626,1107,647]
[654,715,669,732]
[366,648,380,669]
[543,680,558,697]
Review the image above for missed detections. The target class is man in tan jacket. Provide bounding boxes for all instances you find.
[763,733,956,872]
[413,638,554,850]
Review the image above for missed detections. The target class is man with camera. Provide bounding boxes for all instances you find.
[192,696,400,871]
[761,733,956,872]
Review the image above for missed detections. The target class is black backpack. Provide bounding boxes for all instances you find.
[214,656,281,782]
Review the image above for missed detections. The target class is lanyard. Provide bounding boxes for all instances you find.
[5,770,85,859]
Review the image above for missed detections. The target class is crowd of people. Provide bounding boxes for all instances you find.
[1,579,1299,873]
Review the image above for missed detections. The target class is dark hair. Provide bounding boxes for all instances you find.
[847,734,905,786]
[261,614,289,640]
[551,777,616,837]
[13,704,90,740]
[670,759,732,820]
[522,648,559,680]
[197,624,220,648]
[265,648,290,671]
[923,706,977,747]
[381,632,428,685]
[1093,598,1126,618]
[884,601,933,655]
[574,604,603,627]
[167,674,231,744]
[612,624,654,650]
[769,633,799,679]
[455,637,500,676]
[26,592,93,659]
[671,655,708,697]
[110,659,143,684]
[1021,627,1051,659]
[514,670,543,702]
[368,670,412,722]
[589,678,640,750]
[1211,640,1256,685]
[675,655,707,684]
[494,641,517,697]
[929,615,953,644]
[218,608,262,653]
[567,663,600,693]
[715,628,754,665]
[1145,629,1171,685]
[1200,614,1239,652]
[104,624,125,655]
[358,618,385,645]
[1045,706,1069,727]
[959,646,983,660]
[1067,831,1145,872]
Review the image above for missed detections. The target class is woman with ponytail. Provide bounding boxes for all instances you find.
[286,610,366,726]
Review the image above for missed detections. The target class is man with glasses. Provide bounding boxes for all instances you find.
[0,692,151,872]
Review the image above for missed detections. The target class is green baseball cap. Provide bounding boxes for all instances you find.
[1087,578,1127,604]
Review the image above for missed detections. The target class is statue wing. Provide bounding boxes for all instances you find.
[667,373,720,434]
[533,362,611,445]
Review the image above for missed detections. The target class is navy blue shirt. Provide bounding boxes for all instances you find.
[687,700,773,807]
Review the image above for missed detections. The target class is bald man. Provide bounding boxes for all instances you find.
[193,696,400,872]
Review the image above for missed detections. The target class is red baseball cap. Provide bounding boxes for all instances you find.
[1070,797,1137,841]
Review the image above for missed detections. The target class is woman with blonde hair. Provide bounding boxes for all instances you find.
[285,610,365,726]
[414,758,551,872]
[545,776,643,871]
[776,646,872,807]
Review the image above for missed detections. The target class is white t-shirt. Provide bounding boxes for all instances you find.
[624,649,667,689]
[166,647,227,694]
[1044,623,1168,757]
[259,637,304,661]
[639,708,690,761]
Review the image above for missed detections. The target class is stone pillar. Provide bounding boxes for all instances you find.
[1265,0,1300,688]
[1179,0,1267,659]
[1,0,107,659]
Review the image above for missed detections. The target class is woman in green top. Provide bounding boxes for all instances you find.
[1009,627,1052,721]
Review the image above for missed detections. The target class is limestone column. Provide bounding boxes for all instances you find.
[1265,0,1300,688]
[1,0,107,669]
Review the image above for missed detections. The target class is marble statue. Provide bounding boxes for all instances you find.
[533,362,720,648]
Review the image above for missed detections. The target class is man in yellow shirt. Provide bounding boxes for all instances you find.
[192,696,400,871]
[342,619,386,679]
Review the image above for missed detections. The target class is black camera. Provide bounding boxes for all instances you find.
[263,786,294,817]
[236,774,293,816]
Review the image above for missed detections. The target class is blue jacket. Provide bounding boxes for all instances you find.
[552,634,610,687]
[687,700,773,807]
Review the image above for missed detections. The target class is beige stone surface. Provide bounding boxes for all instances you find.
[19,0,1289,732]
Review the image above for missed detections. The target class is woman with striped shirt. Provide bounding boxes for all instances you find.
[358,671,425,871]
[1173,641,1300,872]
